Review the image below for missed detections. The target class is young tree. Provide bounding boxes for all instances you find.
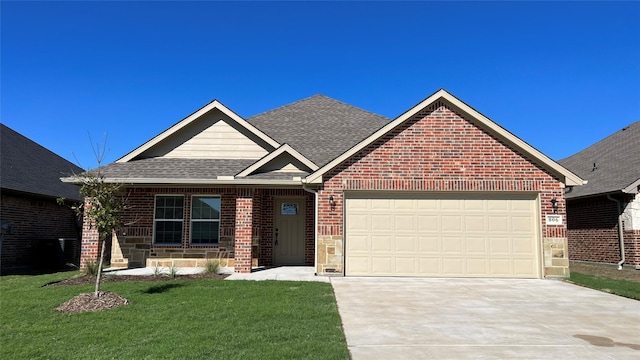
[59,135,128,297]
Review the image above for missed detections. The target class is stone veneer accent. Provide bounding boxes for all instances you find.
[316,101,570,277]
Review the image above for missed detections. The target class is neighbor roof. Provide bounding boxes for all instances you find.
[559,121,640,199]
[247,94,390,166]
[0,123,83,200]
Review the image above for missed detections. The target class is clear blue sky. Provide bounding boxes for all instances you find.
[2,1,639,170]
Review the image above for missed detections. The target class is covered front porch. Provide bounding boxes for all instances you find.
[82,187,316,274]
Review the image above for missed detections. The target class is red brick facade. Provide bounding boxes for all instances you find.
[1,192,81,272]
[82,187,314,273]
[566,195,640,267]
[316,101,568,276]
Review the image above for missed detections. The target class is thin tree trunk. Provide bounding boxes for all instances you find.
[94,237,106,297]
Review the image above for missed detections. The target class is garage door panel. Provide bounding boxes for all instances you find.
[395,236,417,252]
[467,258,488,275]
[418,215,439,231]
[489,259,511,275]
[419,258,441,274]
[465,215,486,231]
[419,236,440,252]
[513,259,536,276]
[487,200,509,211]
[488,216,509,232]
[442,258,465,275]
[371,199,392,210]
[345,194,540,278]
[466,237,487,253]
[346,256,369,275]
[347,214,370,231]
[512,237,534,254]
[417,199,438,210]
[442,216,463,231]
[372,215,393,231]
[396,257,418,274]
[489,237,511,254]
[371,235,393,252]
[371,257,394,274]
[442,236,464,253]
[511,216,534,233]
[394,215,415,231]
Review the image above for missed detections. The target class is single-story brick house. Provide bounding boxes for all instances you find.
[1,124,83,273]
[70,89,585,278]
[559,121,640,269]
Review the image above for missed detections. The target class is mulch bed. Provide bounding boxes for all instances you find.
[49,272,229,287]
[51,272,229,314]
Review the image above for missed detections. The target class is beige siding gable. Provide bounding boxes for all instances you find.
[137,108,271,160]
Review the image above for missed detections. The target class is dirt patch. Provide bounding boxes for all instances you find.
[570,262,640,283]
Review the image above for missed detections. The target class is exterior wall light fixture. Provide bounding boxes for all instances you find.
[550,198,559,213]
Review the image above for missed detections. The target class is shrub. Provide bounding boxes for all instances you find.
[83,261,99,276]
[204,259,221,274]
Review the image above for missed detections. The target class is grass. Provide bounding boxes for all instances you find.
[569,271,640,300]
[0,272,349,360]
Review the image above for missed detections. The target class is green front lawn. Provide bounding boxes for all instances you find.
[0,272,349,359]
[569,272,640,300]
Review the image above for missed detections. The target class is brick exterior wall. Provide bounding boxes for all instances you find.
[566,195,640,267]
[84,187,315,273]
[316,101,569,277]
[1,192,81,272]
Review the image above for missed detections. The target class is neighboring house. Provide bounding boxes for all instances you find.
[559,121,640,269]
[0,124,84,272]
[69,89,584,278]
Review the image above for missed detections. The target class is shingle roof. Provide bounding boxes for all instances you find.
[559,121,640,199]
[0,123,83,200]
[246,95,390,166]
[95,158,256,180]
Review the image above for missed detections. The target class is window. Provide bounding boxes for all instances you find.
[154,195,184,244]
[191,196,221,245]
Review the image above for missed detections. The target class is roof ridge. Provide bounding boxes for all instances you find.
[247,94,390,121]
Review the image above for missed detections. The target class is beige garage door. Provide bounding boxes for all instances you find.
[345,193,540,278]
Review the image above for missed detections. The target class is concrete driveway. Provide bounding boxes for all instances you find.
[330,277,640,359]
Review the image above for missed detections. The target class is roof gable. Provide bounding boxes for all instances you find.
[306,89,584,187]
[560,121,640,198]
[236,144,318,177]
[0,123,83,200]
[118,100,280,162]
[246,94,390,166]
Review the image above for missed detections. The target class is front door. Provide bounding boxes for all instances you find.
[274,197,306,265]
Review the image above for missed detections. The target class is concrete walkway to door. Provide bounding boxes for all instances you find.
[330,277,640,359]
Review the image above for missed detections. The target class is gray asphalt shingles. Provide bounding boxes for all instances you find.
[559,121,640,198]
[246,95,390,167]
[95,158,256,179]
[0,123,83,200]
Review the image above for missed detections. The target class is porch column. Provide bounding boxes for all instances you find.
[80,202,100,269]
[234,188,254,273]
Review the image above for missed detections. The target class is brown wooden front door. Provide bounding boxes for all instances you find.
[274,197,305,265]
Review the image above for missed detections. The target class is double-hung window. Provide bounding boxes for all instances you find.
[154,195,184,244]
[191,196,221,245]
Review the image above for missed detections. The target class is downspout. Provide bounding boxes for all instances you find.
[302,182,319,276]
[606,194,626,270]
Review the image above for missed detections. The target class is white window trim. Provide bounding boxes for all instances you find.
[153,194,185,245]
